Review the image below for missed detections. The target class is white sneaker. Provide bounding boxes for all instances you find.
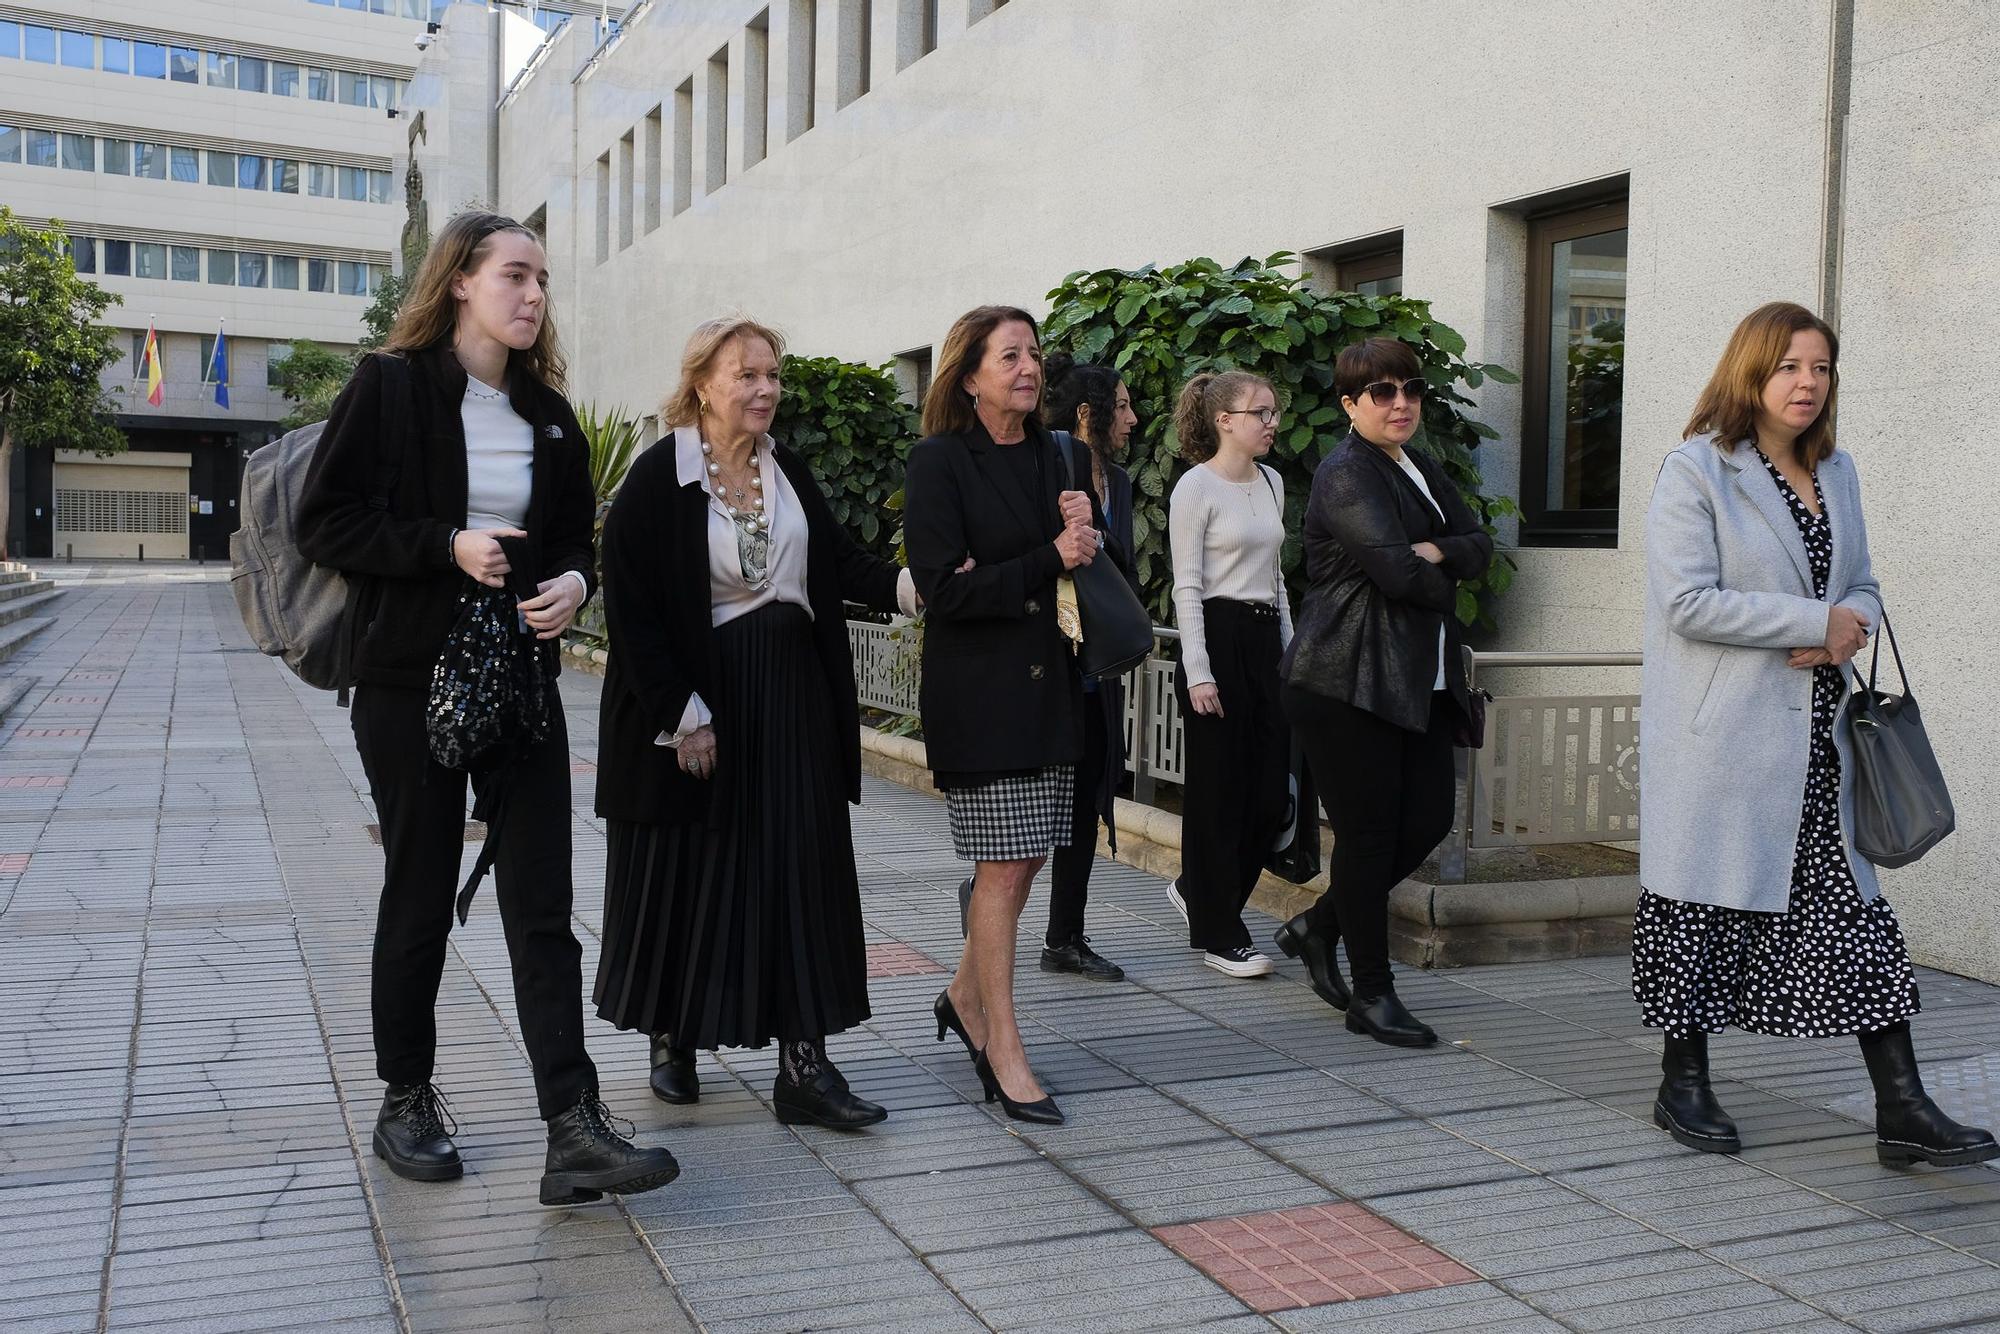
[1167,880,1190,927]
[1204,945,1275,978]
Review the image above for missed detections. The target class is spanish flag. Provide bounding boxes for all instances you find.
[141,320,164,407]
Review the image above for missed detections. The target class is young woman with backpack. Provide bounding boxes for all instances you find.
[297,210,679,1207]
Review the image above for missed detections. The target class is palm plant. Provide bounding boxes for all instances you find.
[573,402,646,642]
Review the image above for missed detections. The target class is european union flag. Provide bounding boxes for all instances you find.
[207,324,230,408]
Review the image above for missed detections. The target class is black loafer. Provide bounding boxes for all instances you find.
[649,1036,698,1105]
[1345,991,1438,1048]
[1040,935,1125,982]
[1273,915,1350,1011]
[774,1070,888,1130]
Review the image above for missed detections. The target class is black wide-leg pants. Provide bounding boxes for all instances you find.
[351,683,597,1120]
[1047,690,1110,947]
[1285,687,1455,998]
[1175,599,1289,953]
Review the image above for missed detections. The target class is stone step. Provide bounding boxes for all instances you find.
[0,617,52,667]
[0,675,34,724]
[0,589,64,627]
[0,570,34,587]
[0,577,56,604]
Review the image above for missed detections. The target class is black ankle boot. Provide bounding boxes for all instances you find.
[540,1093,681,1206]
[1859,1021,1999,1167]
[1274,914,1350,1011]
[372,1082,463,1182]
[1344,990,1435,1047]
[649,1035,698,1105]
[1653,1032,1741,1153]
[774,1069,888,1130]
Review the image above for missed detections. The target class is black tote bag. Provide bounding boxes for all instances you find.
[1842,616,1954,869]
[1051,431,1154,681]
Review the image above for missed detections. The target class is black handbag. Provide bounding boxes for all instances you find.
[1052,431,1154,681]
[1842,616,1953,869]
[1264,735,1323,883]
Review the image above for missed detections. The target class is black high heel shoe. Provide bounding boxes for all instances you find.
[933,989,977,1056]
[973,1049,1064,1125]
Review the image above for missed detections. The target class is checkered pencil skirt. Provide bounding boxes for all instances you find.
[945,765,1076,861]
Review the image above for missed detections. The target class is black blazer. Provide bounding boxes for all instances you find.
[904,420,1099,780]
[1280,432,1492,733]
[594,433,903,825]
[296,347,595,689]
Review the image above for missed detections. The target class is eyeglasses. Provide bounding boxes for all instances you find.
[1355,378,1427,407]
[1224,406,1281,426]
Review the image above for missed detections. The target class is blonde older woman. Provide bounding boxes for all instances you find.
[591,317,917,1130]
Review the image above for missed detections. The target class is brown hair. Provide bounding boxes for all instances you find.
[385,210,567,392]
[921,305,1041,437]
[661,316,788,427]
[1684,301,1840,464]
[1334,337,1423,404]
[1173,369,1274,463]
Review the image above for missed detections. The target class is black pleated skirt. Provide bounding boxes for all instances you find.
[592,602,870,1048]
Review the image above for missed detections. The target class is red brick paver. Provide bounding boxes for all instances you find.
[865,941,946,979]
[14,728,90,739]
[1153,1202,1478,1313]
[0,854,28,873]
[569,760,598,775]
[0,776,67,791]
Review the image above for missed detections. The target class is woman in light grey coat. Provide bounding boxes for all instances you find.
[1635,301,1994,1169]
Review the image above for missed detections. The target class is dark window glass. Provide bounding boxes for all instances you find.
[132,142,166,180]
[170,146,199,182]
[70,236,95,273]
[307,163,334,197]
[1521,198,1629,546]
[267,344,291,388]
[169,47,199,82]
[207,52,236,88]
[272,62,300,97]
[307,67,334,101]
[208,251,236,285]
[171,246,201,281]
[338,166,367,201]
[339,71,369,106]
[134,243,166,279]
[238,155,267,190]
[59,133,95,172]
[0,22,18,59]
[102,37,128,73]
[102,138,131,175]
[308,258,333,293]
[134,41,167,78]
[59,29,92,68]
[24,129,56,167]
[271,255,300,289]
[103,240,132,276]
[368,169,390,204]
[24,25,55,63]
[238,56,268,93]
[208,151,235,186]
[0,126,20,164]
[238,253,267,287]
[271,160,300,194]
[338,261,368,296]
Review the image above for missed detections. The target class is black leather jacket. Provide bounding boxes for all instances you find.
[1280,432,1493,732]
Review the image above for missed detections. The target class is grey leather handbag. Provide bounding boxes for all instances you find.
[1843,617,1954,868]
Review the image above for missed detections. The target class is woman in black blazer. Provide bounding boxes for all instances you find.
[904,305,1104,1125]
[1278,337,1492,1049]
[592,317,915,1131]
[298,211,677,1206]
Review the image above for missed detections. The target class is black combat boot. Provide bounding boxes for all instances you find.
[1653,1032,1741,1153]
[540,1093,681,1206]
[372,1082,463,1182]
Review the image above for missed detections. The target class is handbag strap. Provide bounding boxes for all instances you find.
[1844,611,1907,700]
[1260,466,1284,604]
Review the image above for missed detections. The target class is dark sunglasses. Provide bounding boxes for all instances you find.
[1355,378,1427,407]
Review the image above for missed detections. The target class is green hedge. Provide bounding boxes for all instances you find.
[774,354,917,555]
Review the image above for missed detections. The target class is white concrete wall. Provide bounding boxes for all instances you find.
[467,0,2000,979]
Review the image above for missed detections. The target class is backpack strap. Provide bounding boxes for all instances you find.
[335,352,418,706]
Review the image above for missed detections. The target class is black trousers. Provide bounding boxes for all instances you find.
[1285,687,1456,998]
[1176,600,1288,952]
[1047,692,1110,946]
[351,683,597,1120]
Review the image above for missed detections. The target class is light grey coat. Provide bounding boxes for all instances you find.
[1639,434,1884,913]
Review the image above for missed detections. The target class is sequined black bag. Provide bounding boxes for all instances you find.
[426,580,551,773]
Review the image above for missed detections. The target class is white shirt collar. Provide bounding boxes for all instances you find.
[675,423,777,487]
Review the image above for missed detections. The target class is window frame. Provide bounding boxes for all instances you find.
[1518,195,1630,548]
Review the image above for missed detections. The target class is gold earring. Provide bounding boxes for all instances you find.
[699,400,708,414]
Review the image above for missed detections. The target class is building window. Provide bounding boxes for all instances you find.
[134,42,167,79]
[238,155,268,191]
[745,12,770,168]
[894,346,933,407]
[267,342,291,388]
[787,0,816,142]
[133,142,166,180]
[308,259,334,293]
[103,137,133,175]
[24,129,56,168]
[207,51,237,88]
[169,46,199,82]
[170,146,199,182]
[672,79,693,215]
[643,107,663,233]
[617,130,635,249]
[70,236,95,274]
[836,0,870,108]
[171,246,201,281]
[22,24,54,63]
[59,133,95,172]
[339,70,370,106]
[272,255,299,289]
[337,165,369,200]
[338,261,370,296]
[307,67,334,101]
[0,22,17,59]
[273,62,301,97]
[706,46,730,195]
[134,242,166,279]
[272,159,301,194]
[308,163,334,197]
[102,240,131,276]
[1521,195,1628,546]
[0,126,19,164]
[102,37,128,73]
[238,56,268,94]
[969,0,1006,20]
[898,0,937,69]
[239,253,268,287]
[208,249,236,286]
[131,332,148,375]
[59,29,92,69]
[208,151,236,187]
[1301,232,1403,298]
[594,152,611,264]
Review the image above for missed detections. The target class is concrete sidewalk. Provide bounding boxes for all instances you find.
[4,568,2000,1333]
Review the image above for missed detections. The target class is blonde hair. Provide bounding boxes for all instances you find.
[1173,369,1273,463]
[385,210,567,392]
[662,316,788,427]
[921,305,1041,438]
[1685,301,1840,464]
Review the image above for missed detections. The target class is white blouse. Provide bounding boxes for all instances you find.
[1393,451,1448,691]
[659,424,917,746]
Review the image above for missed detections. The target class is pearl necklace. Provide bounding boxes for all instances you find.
[701,438,768,531]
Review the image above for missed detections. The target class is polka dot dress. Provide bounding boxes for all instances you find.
[1632,451,1919,1039]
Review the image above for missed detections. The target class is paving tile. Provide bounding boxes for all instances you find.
[1155,1202,1478,1313]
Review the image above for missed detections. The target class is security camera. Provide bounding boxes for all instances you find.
[414,31,433,50]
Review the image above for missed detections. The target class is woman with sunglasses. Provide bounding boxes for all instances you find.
[1278,338,1492,1047]
[1166,370,1295,978]
[592,316,918,1130]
